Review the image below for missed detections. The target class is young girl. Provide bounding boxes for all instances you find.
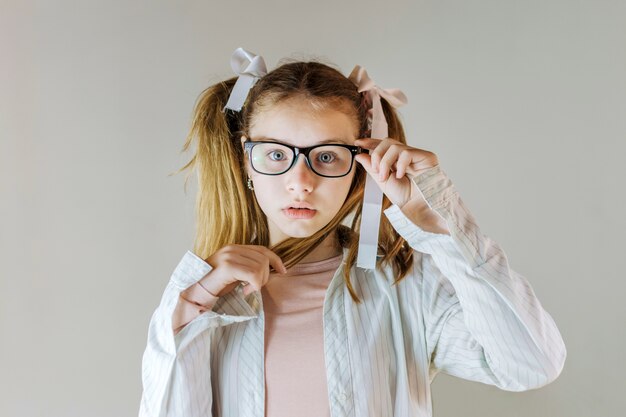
[139,49,566,417]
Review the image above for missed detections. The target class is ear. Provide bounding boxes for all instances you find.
[240,135,247,157]
[240,136,250,175]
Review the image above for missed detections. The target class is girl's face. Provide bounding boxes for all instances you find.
[242,97,359,246]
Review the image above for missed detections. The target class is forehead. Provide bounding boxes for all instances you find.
[248,97,358,146]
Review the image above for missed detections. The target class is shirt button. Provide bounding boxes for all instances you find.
[338,392,348,402]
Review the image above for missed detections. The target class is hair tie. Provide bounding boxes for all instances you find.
[348,65,408,269]
[223,47,268,112]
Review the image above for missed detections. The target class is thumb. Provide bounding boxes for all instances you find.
[355,153,384,187]
[242,282,258,297]
[355,153,376,176]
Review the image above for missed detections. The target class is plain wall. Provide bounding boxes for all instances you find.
[1,0,624,416]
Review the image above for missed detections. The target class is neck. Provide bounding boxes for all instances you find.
[299,232,343,263]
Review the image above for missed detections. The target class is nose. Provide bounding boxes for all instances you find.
[286,154,316,193]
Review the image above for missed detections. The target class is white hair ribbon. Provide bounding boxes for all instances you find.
[223,47,268,112]
[348,65,408,269]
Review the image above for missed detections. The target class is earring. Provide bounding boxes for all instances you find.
[247,177,254,191]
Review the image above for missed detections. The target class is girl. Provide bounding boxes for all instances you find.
[139,49,566,417]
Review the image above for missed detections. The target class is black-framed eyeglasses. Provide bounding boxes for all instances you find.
[243,140,363,178]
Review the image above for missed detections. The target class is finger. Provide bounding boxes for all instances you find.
[403,152,439,177]
[368,139,395,173]
[223,248,280,295]
[378,144,404,182]
[395,150,413,179]
[234,247,270,266]
[260,247,288,274]
[218,251,260,277]
[237,245,287,273]
[228,261,266,292]
[243,283,256,297]
[200,259,258,297]
[239,264,269,296]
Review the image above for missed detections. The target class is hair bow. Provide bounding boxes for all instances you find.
[348,65,408,138]
[223,47,268,112]
[348,65,408,269]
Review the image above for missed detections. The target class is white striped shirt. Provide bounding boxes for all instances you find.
[139,165,566,417]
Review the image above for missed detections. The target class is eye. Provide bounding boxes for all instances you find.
[267,150,286,161]
[317,152,336,164]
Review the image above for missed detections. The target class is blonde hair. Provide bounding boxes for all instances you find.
[175,60,414,303]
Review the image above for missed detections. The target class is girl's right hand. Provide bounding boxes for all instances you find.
[197,244,287,298]
[173,245,286,335]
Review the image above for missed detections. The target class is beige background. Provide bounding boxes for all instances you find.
[1,0,624,416]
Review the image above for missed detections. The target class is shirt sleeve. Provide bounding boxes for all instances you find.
[139,250,259,417]
[383,165,567,392]
[172,282,221,336]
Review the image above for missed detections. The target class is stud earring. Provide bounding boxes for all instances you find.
[247,177,254,191]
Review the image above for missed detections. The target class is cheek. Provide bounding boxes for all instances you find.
[249,176,280,211]
[322,177,354,209]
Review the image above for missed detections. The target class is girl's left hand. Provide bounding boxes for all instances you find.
[354,138,440,208]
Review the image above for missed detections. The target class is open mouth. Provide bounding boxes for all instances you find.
[282,207,317,219]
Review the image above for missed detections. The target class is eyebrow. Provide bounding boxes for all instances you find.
[253,137,352,146]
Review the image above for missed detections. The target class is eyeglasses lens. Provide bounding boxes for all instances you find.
[250,143,353,177]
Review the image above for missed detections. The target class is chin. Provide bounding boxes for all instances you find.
[280,228,317,239]
[275,221,325,239]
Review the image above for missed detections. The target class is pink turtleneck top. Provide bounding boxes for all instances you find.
[261,254,343,417]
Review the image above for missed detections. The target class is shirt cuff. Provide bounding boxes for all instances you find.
[409,164,457,210]
[170,250,214,289]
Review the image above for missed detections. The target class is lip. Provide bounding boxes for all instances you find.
[284,202,315,210]
[282,208,317,219]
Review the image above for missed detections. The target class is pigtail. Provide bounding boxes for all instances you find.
[175,77,267,259]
